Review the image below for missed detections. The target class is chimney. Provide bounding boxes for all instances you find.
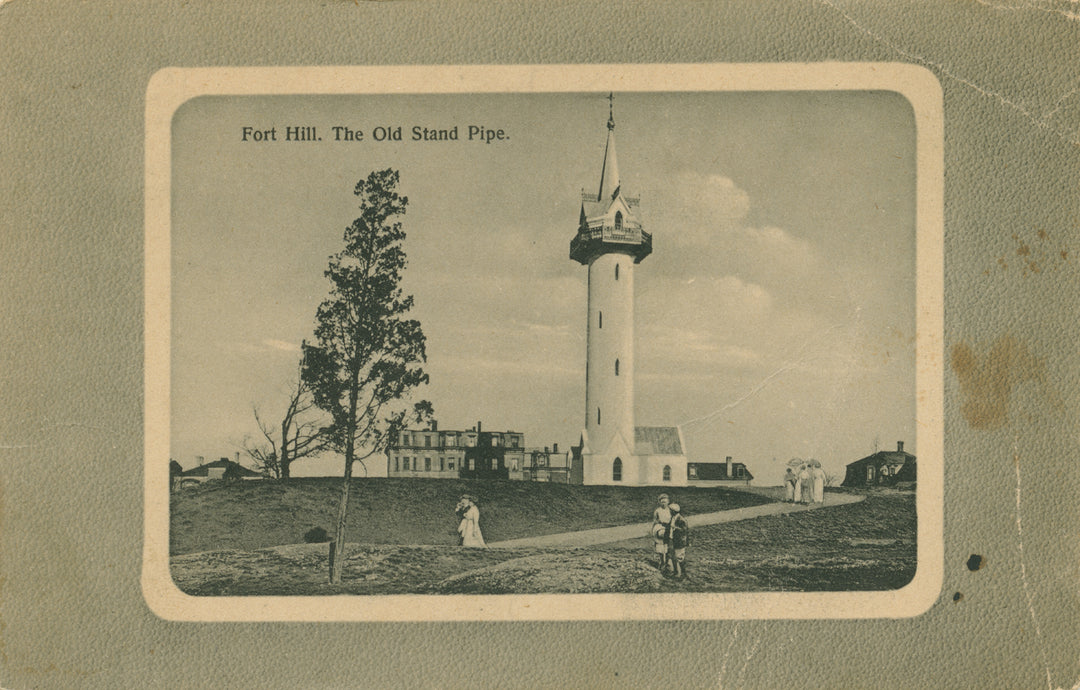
[477,420,482,433]
[196,455,205,465]
[553,442,558,454]
[235,451,241,464]
[726,456,733,478]
[430,419,438,432]
[897,441,904,453]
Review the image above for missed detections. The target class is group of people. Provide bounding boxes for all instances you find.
[650,493,690,578]
[455,494,486,547]
[784,461,826,504]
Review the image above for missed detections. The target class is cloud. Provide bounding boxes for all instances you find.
[648,171,751,245]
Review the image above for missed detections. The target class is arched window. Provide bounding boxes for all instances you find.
[598,311,602,328]
[615,264,620,280]
[663,465,671,481]
[597,407,601,425]
[614,211,623,230]
[615,358,619,376]
[612,457,622,481]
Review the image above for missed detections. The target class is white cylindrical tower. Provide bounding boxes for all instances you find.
[585,252,635,455]
[570,97,652,484]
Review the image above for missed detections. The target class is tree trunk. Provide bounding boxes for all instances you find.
[280,421,291,480]
[330,452,353,583]
[330,382,360,584]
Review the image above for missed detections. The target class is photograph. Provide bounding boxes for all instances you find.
[145,65,942,620]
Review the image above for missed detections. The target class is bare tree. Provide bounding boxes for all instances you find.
[244,355,333,480]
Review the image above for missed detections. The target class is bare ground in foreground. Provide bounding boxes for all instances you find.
[170,489,914,595]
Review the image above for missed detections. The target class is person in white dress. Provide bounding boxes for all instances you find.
[651,494,673,571]
[457,495,486,547]
[797,464,812,504]
[784,468,797,502]
[811,460,827,504]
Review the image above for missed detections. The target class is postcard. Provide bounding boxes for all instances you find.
[144,64,943,621]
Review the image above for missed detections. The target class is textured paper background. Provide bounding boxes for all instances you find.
[1,1,1077,688]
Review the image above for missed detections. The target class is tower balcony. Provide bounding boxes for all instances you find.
[570,221,653,265]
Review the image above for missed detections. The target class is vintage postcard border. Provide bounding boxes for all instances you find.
[143,63,944,621]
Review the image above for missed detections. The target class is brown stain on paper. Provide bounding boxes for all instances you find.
[950,335,1045,430]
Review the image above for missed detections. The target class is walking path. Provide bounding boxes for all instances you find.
[487,492,865,548]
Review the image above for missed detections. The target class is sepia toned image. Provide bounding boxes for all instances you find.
[144,64,943,621]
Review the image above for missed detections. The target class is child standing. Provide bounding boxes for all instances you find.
[667,503,691,578]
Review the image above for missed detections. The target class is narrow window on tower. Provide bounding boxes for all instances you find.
[663,465,671,481]
[599,311,602,328]
[614,211,623,231]
[615,263,620,280]
[612,457,622,481]
[597,407,601,425]
[615,359,619,376]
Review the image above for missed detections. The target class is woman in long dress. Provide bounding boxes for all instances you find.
[811,460,826,504]
[797,464,812,504]
[458,495,486,547]
[651,494,673,571]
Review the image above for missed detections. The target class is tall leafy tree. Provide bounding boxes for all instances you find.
[303,169,429,583]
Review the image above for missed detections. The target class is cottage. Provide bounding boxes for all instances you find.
[178,456,263,488]
[841,441,916,488]
[687,456,754,487]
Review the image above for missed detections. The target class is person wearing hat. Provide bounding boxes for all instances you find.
[667,503,691,578]
[651,494,673,571]
[457,495,486,548]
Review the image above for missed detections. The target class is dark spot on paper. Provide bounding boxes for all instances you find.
[1016,242,1031,257]
[966,554,984,571]
[953,591,963,602]
[950,335,1044,430]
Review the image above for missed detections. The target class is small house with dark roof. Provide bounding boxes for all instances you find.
[841,441,916,488]
[687,456,754,486]
[178,456,263,488]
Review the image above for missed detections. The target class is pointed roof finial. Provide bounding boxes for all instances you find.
[607,92,615,130]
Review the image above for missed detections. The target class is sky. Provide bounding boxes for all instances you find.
[170,90,917,486]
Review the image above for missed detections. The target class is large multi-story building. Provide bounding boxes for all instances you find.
[387,421,574,482]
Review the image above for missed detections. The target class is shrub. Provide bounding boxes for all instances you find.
[304,527,330,543]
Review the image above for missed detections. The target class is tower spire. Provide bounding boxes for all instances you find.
[597,93,620,202]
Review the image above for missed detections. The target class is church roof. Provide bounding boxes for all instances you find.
[635,426,683,456]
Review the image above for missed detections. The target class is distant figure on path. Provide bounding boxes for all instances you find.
[666,503,690,578]
[651,493,673,571]
[811,461,826,504]
[798,464,812,504]
[457,495,486,547]
[784,468,797,502]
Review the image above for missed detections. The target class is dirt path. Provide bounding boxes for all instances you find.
[487,492,865,548]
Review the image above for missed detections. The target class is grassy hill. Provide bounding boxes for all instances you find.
[170,477,774,555]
